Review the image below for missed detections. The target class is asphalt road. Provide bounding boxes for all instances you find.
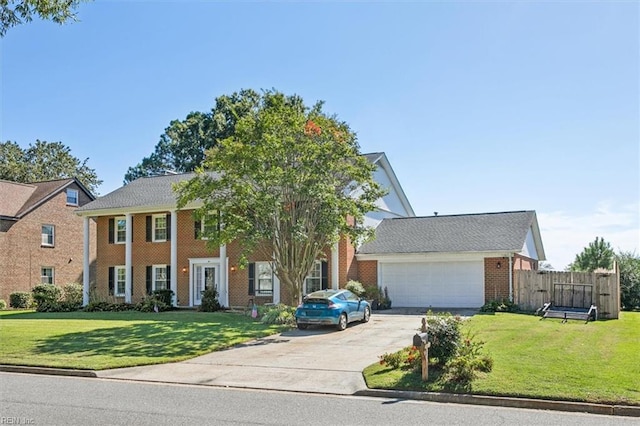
[1,373,636,426]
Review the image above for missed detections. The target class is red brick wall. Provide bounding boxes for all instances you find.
[358,260,378,287]
[484,257,510,302]
[0,185,96,303]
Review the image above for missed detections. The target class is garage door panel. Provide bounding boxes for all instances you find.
[380,261,484,308]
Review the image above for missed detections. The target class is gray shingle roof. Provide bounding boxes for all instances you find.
[76,172,212,213]
[358,211,536,254]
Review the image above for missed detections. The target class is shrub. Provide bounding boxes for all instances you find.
[32,284,62,312]
[480,299,519,313]
[152,289,174,307]
[62,283,84,306]
[363,285,381,301]
[259,304,296,326]
[345,280,365,297]
[199,287,222,312]
[84,301,135,312]
[376,286,392,310]
[425,311,462,365]
[0,299,6,310]
[379,346,421,371]
[9,292,32,309]
[443,333,493,386]
[135,296,169,312]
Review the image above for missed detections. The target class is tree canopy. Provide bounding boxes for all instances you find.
[124,89,262,183]
[616,251,640,310]
[1,0,89,37]
[176,90,385,304]
[0,140,102,194]
[568,236,614,272]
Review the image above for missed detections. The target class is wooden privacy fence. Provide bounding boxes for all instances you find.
[513,269,620,319]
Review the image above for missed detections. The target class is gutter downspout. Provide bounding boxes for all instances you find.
[508,254,514,302]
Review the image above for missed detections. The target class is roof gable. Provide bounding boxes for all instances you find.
[358,210,544,258]
[0,178,95,219]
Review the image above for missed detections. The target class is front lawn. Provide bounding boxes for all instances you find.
[364,312,640,406]
[0,310,287,370]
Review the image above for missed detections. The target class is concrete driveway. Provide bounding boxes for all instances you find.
[97,310,426,395]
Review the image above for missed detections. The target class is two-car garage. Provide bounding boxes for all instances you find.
[378,261,485,308]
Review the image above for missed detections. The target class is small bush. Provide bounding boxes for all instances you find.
[32,284,62,312]
[345,280,365,297]
[135,296,169,312]
[0,299,6,310]
[363,285,381,301]
[152,289,174,307]
[443,333,493,386]
[379,346,421,371]
[259,304,296,326]
[84,301,135,312]
[425,311,462,365]
[9,292,32,308]
[480,299,519,313]
[62,283,84,306]
[199,287,222,312]
[376,286,392,310]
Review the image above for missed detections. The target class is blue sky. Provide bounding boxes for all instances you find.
[2,1,638,269]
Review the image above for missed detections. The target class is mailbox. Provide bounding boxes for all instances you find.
[413,332,428,347]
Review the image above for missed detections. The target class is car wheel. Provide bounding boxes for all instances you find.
[336,313,348,331]
[361,306,371,323]
[297,323,308,330]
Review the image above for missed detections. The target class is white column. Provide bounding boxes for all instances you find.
[170,210,178,306]
[82,216,90,306]
[219,244,228,307]
[125,213,132,303]
[273,273,280,304]
[331,242,339,289]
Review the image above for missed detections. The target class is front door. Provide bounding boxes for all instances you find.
[193,265,217,306]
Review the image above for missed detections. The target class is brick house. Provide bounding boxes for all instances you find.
[76,153,545,309]
[0,178,96,303]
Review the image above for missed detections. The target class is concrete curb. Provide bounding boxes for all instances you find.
[0,365,97,378]
[354,389,640,418]
[2,365,638,418]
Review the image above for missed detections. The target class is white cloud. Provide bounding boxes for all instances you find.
[537,201,639,270]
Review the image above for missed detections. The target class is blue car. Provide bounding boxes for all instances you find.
[295,289,371,331]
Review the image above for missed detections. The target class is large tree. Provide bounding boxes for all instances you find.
[124,89,261,183]
[0,140,102,194]
[1,0,89,37]
[176,90,385,305]
[568,236,615,272]
[616,251,640,310]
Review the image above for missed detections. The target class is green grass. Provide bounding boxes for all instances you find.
[364,312,640,406]
[0,310,287,370]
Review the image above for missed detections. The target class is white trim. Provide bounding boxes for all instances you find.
[124,214,132,302]
[41,267,54,284]
[66,188,79,206]
[152,213,168,242]
[188,257,221,307]
[41,224,55,247]
[76,201,203,218]
[114,265,126,297]
[219,244,228,307]
[83,216,90,306]
[114,216,126,244]
[152,264,169,291]
[357,251,516,263]
[170,210,178,306]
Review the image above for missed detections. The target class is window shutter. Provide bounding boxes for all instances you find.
[166,265,171,287]
[166,214,171,241]
[321,261,328,290]
[248,263,255,295]
[108,267,114,295]
[146,216,152,242]
[130,266,134,297]
[146,266,152,295]
[194,220,201,240]
[108,219,114,244]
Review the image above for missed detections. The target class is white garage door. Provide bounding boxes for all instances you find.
[380,261,484,308]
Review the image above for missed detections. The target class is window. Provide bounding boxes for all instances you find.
[66,189,79,206]
[198,211,218,240]
[153,214,167,242]
[114,216,126,244]
[41,267,54,284]
[153,265,168,290]
[255,262,274,296]
[41,225,55,247]
[304,261,322,295]
[115,266,126,296]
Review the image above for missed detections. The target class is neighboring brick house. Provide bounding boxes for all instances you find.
[75,153,415,307]
[76,153,546,309]
[0,178,96,303]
